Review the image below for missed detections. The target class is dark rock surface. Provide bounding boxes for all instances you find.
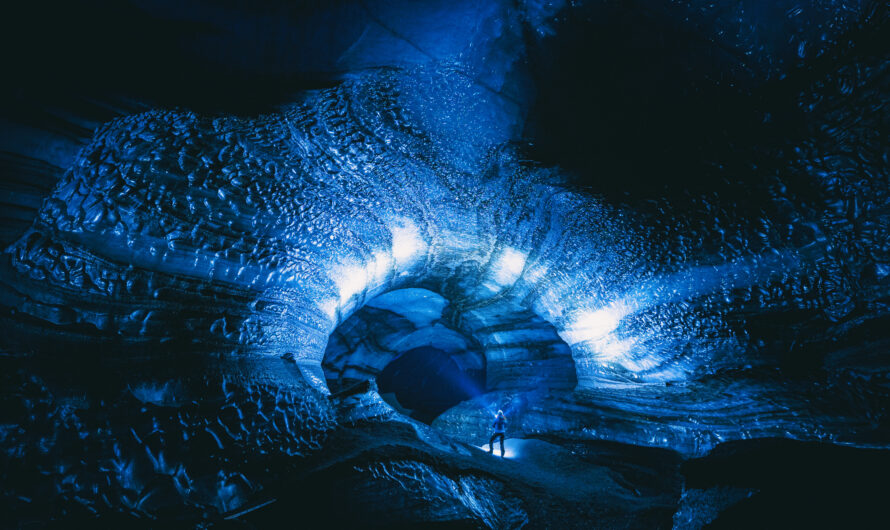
[681,438,890,528]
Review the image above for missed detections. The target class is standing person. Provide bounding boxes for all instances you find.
[489,409,507,457]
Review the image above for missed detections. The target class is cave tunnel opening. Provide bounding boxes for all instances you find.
[377,345,485,424]
[321,287,489,424]
[322,286,578,426]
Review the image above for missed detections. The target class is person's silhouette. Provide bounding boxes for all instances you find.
[488,410,507,457]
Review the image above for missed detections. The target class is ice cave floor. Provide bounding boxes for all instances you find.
[216,388,888,529]
[3,354,888,528]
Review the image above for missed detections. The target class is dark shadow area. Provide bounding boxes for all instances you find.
[378,346,485,424]
[523,1,772,198]
[522,1,889,202]
[683,437,890,528]
[0,0,358,115]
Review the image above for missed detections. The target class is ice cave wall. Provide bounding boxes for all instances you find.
[1,2,888,526]
[2,64,649,389]
[1,0,888,455]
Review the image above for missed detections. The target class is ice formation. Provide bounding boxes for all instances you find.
[1,0,887,526]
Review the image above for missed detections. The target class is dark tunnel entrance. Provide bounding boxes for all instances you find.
[321,288,489,425]
[377,345,485,424]
[322,287,578,426]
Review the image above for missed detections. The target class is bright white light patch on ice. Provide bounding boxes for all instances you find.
[332,253,393,307]
[319,297,339,320]
[335,264,369,305]
[490,247,527,286]
[332,220,426,309]
[562,303,631,345]
[391,221,426,266]
[477,440,518,459]
[591,336,633,362]
[559,301,640,364]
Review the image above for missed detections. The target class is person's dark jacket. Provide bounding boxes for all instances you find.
[492,414,506,433]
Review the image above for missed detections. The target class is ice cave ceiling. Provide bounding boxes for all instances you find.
[0,0,888,527]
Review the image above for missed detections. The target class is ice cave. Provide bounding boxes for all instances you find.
[1,0,888,527]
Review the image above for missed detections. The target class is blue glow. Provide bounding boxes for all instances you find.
[488,247,528,287]
[1,0,886,526]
